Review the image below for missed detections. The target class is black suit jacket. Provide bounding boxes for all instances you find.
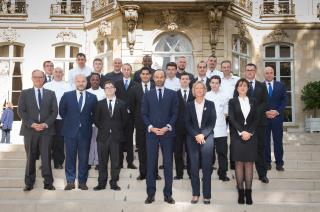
[252,80,268,126]
[185,100,216,139]
[191,77,211,91]
[129,82,155,130]
[94,98,128,143]
[176,89,194,133]
[18,88,58,136]
[115,79,136,112]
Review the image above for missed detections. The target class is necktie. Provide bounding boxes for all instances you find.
[158,88,162,102]
[183,90,187,103]
[78,92,83,111]
[144,83,148,93]
[108,100,112,116]
[37,88,42,109]
[268,82,273,97]
[249,81,253,97]
[48,76,51,82]
[124,80,129,90]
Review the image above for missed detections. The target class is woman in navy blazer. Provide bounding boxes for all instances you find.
[228,78,259,205]
[185,81,216,204]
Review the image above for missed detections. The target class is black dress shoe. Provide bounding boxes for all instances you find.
[145,196,155,204]
[23,185,33,191]
[219,176,230,181]
[78,183,88,190]
[54,164,63,169]
[259,176,269,184]
[230,163,235,170]
[110,184,121,191]
[137,175,146,180]
[64,183,75,190]
[276,165,284,171]
[127,164,137,169]
[44,184,55,190]
[159,165,164,169]
[174,176,183,180]
[93,185,106,191]
[95,165,99,170]
[203,199,210,204]
[156,175,162,180]
[88,165,92,170]
[266,164,272,170]
[164,196,175,204]
[190,196,199,204]
[212,166,217,170]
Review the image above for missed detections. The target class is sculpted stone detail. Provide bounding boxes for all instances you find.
[97,21,112,37]
[0,27,18,43]
[155,10,190,31]
[56,28,77,42]
[267,28,289,43]
[208,6,226,55]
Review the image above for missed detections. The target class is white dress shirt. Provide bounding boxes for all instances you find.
[164,77,180,91]
[206,69,223,79]
[221,74,240,100]
[123,77,131,87]
[142,81,151,93]
[87,87,105,101]
[106,96,116,115]
[195,99,205,128]
[156,86,164,100]
[205,89,228,137]
[247,79,256,90]
[265,80,274,89]
[68,65,93,89]
[197,76,208,84]
[76,90,86,111]
[238,96,250,125]
[33,87,43,109]
[180,88,190,101]
[44,80,72,119]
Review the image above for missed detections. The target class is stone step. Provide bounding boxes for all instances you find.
[1,177,319,191]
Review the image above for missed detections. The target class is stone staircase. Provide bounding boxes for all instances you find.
[0,132,320,212]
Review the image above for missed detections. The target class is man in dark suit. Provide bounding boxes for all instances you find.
[245,63,269,183]
[115,63,137,169]
[18,69,58,191]
[133,55,156,83]
[175,56,194,81]
[86,58,106,89]
[43,61,54,84]
[264,66,287,171]
[174,72,194,180]
[93,80,128,191]
[59,74,98,190]
[141,69,179,204]
[192,61,211,90]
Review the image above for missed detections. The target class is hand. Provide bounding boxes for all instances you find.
[195,134,205,144]
[31,123,44,131]
[241,131,251,141]
[158,127,169,135]
[150,127,166,136]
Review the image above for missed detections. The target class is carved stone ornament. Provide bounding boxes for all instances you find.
[155,10,190,31]
[56,28,77,42]
[208,6,226,55]
[267,28,289,43]
[121,5,140,55]
[235,20,248,41]
[0,27,18,43]
[97,21,112,37]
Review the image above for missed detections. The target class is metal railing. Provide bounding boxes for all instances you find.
[260,2,295,16]
[233,0,253,13]
[50,1,84,16]
[0,0,28,15]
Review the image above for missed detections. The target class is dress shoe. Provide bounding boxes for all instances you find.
[78,183,88,190]
[88,165,92,170]
[164,196,175,204]
[120,164,123,169]
[230,163,235,170]
[110,184,121,191]
[174,176,183,180]
[136,175,146,180]
[259,176,269,184]
[203,199,211,204]
[127,163,137,169]
[44,184,55,190]
[219,176,230,181]
[245,189,253,205]
[237,188,245,204]
[212,166,217,170]
[266,164,272,170]
[159,165,164,169]
[145,196,155,204]
[156,174,162,180]
[95,165,99,170]
[54,164,63,169]
[23,185,33,191]
[64,183,75,190]
[93,185,106,191]
[190,196,199,204]
[276,165,284,171]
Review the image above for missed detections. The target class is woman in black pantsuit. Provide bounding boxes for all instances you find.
[228,78,259,205]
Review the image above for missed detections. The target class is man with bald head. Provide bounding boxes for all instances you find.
[60,74,98,190]
[105,58,124,82]
[18,70,58,191]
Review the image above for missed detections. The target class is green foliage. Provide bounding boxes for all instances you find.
[301,81,320,117]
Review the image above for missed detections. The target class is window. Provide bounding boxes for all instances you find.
[232,36,251,77]
[261,0,294,16]
[95,38,113,73]
[0,43,24,121]
[153,33,194,73]
[264,43,294,123]
[53,43,81,81]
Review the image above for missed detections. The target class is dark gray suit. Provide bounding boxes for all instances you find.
[18,88,58,187]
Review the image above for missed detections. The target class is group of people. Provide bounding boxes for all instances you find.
[17,53,287,205]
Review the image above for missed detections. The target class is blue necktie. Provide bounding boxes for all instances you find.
[37,88,42,108]
[78,92,83,111]
[249,81,254,97]
[124,80,129,90]
[268,82,273,97]
[158,88,162,102]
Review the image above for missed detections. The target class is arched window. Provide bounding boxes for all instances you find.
[153,33,194,73]
[0,43,24,120]
[264,43,294,123]
[232,36,251,77]
[95,37,113,73]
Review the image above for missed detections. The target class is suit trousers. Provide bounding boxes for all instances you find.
[146,136,173,198]
[88,126,99,166]
[213,136,228,177]
[120,119,134,166]
[24,132,53,186]
[255,126,267,178]
[174,133,190,178]
[265,118,284,166]
[64,129,91,184]
[136,128,147,177]
[97,137,120,186]
[187,134,214,199]
[52,119,65,166]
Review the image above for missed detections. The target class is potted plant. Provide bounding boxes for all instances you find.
[301,81,320,132]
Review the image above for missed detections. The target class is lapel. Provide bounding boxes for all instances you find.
[234,98,245,121]
[103,98,112,118]
[30,88,39,110]
[190,101,198,128]
[72,91,81,113]
[187,90,194,102]
[272,81,279,98]
[151,88,159,104]
[200,100,209,128]
[41,89,48,110]
[81,92,91,113]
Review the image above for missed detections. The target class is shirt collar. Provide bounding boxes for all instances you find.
[76,90,85,95]
[106,96,116,102]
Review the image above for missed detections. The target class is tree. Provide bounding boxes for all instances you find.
[301,81,320,117]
